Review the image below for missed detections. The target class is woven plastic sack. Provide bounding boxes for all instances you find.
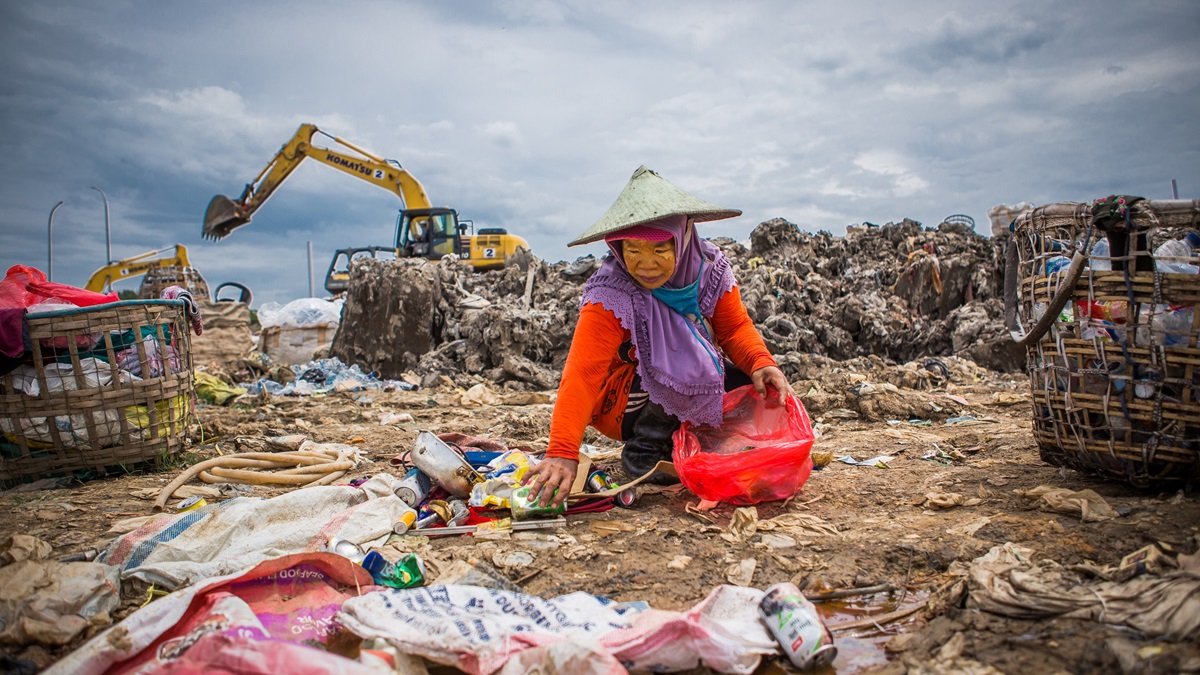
[672,385,815,505]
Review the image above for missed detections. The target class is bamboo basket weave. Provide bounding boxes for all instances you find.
[0,300,194,481]
[1007,198,1200,485]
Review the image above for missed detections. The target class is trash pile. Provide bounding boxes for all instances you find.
[235,356,418,398]
[20,429,826,674]
[332,217,1025,395]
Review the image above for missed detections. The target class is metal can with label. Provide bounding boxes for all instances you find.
[367,552,427,589]
[586,470,638,509]
[176,496,207,512]
[510,485,566,521]
[394,468,432,507]
[758,582,837,670]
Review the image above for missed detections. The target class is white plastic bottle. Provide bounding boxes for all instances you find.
[1154,232,1200,274]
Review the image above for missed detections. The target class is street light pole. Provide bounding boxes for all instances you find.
[48,200,64,281]
[91,186,111,264]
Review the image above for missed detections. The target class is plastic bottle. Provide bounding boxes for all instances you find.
[1090,239,1112,271]
[1154,306,1194,347]
[1044,256,1072,275]
[1153,233,1200,274]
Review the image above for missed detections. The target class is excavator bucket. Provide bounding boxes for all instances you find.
[203,195,250,240]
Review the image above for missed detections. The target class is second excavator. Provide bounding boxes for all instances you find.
[203,123,529,272]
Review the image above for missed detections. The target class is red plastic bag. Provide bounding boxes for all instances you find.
[0,265,48,309]
[0,265,117,310]
[672,385,816,505]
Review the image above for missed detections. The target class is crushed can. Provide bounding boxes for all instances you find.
[758,582,837,670]
[361,551,426,589]
[394,468,432,507]
[445,498,470,526]
[586,470,638,508]
[510,485,566,521]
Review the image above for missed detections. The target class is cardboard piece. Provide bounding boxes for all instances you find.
[568,460,676,500]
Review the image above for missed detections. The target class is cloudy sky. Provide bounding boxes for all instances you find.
[2,1,1197,306]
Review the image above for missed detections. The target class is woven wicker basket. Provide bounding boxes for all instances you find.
[0,300,194,481]
[1005,199,1200,485]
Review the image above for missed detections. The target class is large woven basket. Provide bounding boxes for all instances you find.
[1004,198,1200,485]
[0,300,194,481]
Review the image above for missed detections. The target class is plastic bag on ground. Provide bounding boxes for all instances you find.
[0,559,121,646]
[673,385,816,505]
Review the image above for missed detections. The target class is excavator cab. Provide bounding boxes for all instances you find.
[396,207,464,260]
[324,246,396,295]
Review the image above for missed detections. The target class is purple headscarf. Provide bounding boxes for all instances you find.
[581,214,736,427]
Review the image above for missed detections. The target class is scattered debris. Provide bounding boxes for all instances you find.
[1017,485,1119,522]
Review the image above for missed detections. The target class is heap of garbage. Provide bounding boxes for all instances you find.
[332,217,1024,394]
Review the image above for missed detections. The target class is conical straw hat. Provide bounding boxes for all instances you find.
[569,166,741,247]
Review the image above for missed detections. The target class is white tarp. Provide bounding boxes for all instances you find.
[100,474,407,589]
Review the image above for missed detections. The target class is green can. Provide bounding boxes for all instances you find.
[363,551,426,589]
[510,485,566,521]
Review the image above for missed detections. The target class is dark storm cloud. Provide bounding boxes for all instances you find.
[0,0,1197,305]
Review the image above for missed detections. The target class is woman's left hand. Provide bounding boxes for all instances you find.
[752,365,792,406]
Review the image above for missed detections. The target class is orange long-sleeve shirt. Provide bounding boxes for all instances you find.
[546,285,776,460]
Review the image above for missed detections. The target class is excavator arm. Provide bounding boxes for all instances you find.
[203,123,434,240]
[84,245,193,293]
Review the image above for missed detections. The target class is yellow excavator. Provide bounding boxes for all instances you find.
[84,244,253,304]
[84,244,209,296]
[203,123,529,271]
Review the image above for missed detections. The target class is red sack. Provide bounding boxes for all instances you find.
[672,385,815,505]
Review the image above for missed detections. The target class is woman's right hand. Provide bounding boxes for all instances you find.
[522,457,578,508]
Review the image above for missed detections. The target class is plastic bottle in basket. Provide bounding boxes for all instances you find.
[1153,233,1200,275]
[1090,239,1112,271]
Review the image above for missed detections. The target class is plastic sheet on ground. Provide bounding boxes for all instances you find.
[336,583,778,674]
[960,543,1200,640]
[46,552,380,675]
[0,558,120,646]
[100,474,408,589]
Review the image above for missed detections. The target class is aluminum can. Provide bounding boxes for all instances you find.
[361,551,426,589]
[586,469,616,493]
[758,582,837,670]
[445,498,470,526]
[614,488,638,508]
[176,495,207,512]
[587,470,638,508]
[510,485,565,521]
[323,537,365,564]
[394,468,432,507]
[392,505,418,534]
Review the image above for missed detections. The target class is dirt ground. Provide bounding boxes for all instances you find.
[2,367,1198,674]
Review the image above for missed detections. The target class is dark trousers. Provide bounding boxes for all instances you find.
[620,362,752,480]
